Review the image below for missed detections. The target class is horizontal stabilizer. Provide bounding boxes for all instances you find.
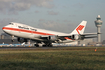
[82,33,97,36]
[84,36,97,39]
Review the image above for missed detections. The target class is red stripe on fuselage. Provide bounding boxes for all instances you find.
[64,37,75,41]
[2,27,54,35]
[65,37,72,40]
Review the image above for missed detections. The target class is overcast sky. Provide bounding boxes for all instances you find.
[0,0,105,41]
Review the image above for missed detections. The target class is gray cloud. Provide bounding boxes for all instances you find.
[39,19,45,22]
[35,11,39,13]
[0,0,54,14]
[48,11,59,15]
[72,3,84,9]
[63,20,71,22]
[69,15,76,17]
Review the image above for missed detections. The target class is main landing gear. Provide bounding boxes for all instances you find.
[34,44,39,47]
[11,35,14,43]
[42,43,53,47]
[34,42,53,47]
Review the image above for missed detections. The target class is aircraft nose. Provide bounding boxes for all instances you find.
[2,26,8,32]
[2,26,5,30]
[2,27,6,32]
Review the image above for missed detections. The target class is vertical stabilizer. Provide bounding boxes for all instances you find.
[70,21,87,35]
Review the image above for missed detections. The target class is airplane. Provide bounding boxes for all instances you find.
[2,21,97,47]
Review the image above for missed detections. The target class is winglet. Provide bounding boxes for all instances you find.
[70,21,87,35]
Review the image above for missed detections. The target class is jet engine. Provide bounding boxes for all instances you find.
[72,34,85,40]
[72,35,79,40]
[17,37,27,43]
[48,35,58,41]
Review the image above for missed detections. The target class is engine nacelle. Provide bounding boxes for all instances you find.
[17,37,27,43]
[48,35,58,41]
[72,35,85,40]
[72,35,79,40]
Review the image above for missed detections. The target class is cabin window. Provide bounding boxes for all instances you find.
[9,23,14,25]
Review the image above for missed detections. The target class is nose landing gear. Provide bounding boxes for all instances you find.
[11,35,14,43]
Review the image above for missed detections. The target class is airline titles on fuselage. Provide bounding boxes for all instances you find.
[18,26,37,31]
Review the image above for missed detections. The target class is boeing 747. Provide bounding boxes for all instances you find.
[2,21,97,47]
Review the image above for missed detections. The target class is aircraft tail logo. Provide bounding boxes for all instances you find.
[76,25,84,34]
[70,21,87,35]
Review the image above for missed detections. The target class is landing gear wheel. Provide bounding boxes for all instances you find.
[47,44,53,47]
[42,45,47,47]
[11,35,14,43]
[11,39,14,42]
[35,44,39,47]
[49,44,53,47]
[42,43,53,47]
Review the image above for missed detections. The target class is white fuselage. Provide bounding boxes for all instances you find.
[2,22,72,42]
[2,21,89,44]
[2,21,97,46]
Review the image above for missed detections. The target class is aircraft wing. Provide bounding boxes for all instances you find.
[38,32,97,42]
[81,33,97,36]
[80,33,97,39]
[56,33,97,40]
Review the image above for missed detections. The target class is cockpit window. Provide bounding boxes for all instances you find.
[9,23,14,25]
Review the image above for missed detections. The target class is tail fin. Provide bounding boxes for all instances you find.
[70,21,87,35]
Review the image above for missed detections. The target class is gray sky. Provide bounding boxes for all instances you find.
[0,0,105,41]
